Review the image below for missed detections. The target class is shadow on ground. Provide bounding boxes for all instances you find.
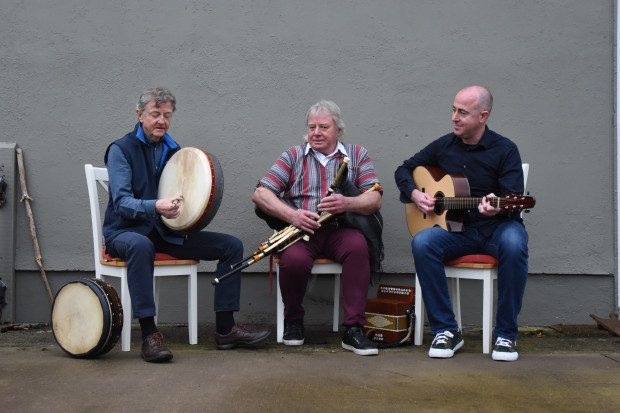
[1,322,619,354]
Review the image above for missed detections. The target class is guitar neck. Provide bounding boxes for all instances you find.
[436,197,495,210]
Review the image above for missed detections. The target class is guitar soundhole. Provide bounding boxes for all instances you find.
[434,192,445,214]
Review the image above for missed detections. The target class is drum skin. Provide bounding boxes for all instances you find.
[158,147,224,232]
[51,279,123,358]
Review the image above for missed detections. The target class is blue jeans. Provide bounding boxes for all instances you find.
[108,230,243,318]
[412,220,528,341]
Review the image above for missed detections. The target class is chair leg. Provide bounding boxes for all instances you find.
[482,271,494,354]
[414,275,424,346]
[332,274,340,332]
[120,275,132,352]
[449,277,462,329]
[153,277,160,326]
[276,266,284,343]
[188,269,198,345]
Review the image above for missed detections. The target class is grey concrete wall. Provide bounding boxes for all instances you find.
[0,1,616,324]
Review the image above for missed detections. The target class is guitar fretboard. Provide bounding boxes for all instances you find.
[436,197,490,210]
[436,196,528,211]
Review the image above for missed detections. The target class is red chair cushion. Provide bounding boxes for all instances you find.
[102,248,182,262]
[444,254,498,266]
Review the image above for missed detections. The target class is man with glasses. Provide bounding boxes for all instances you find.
[394,85,528,362]
[103,87,269,362]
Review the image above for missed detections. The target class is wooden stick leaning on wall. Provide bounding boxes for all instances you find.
[16,147,53,305]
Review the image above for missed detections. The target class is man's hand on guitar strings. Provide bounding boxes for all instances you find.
[411,189,436,214]
[479,193,501,216]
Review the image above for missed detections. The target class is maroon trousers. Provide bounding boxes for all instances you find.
[278,224,370,326]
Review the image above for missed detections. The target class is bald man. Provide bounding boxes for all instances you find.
[394,86,528,362]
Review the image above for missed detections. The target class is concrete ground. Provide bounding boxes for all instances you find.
[1,323,619,412]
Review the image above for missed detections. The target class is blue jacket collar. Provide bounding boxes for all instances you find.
[134,122,180,170]
[135,122,179,149]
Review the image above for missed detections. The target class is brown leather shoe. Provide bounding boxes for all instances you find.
[141,332,173,362]
[214,324,270,350]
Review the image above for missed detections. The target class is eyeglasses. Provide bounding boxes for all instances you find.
[144,111,173,121]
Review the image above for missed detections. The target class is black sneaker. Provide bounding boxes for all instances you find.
[492,337,519,361]
[342,325,379,356]
[283,318,304,346]
[428,329,464,358]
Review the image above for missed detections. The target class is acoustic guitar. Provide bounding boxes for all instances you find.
[405,166,536,237]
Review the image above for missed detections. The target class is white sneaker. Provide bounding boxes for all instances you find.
[492,337,519,361]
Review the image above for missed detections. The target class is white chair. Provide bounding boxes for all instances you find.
[85,164,199,351]
[414,163,529,354]
[275,257,341,342]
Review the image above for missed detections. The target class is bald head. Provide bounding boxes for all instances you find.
[458,85,493,115]
[452,85,493,145]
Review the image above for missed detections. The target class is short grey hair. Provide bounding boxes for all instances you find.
[136,87,176,114]
[306,100,346,138]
